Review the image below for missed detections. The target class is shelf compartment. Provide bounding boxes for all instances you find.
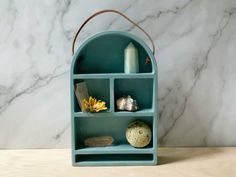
[114,78,153,111]
[75,154,153,164]
[73,33,153,74]
[73,79,110,112]
[73,116,153,151]
[75,144,153,155]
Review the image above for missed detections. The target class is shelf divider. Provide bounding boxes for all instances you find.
[110,78,114,112]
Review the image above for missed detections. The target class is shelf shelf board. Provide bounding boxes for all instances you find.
[75,144,154,155]
[73,110,112,117]
[74,109,154,117]
[73,73,154,79]
[114,109,154,116]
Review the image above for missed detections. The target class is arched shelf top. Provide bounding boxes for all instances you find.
[71,31,157,75]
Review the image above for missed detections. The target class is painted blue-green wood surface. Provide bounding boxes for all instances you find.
[70,31,158,166]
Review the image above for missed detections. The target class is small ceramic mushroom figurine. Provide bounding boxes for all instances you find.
[116,95,138,111]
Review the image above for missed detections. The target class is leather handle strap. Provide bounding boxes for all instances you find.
[72,9,155,55]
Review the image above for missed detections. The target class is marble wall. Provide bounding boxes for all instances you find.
[0,0,236,148]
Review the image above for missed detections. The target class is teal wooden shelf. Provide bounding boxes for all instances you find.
[70,31,158,166]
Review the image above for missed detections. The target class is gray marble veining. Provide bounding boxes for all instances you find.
[0,0,236,148]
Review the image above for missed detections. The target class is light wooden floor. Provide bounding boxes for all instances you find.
[0,148,236,177]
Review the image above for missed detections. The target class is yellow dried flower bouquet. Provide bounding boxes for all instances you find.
[83,96,108,112]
